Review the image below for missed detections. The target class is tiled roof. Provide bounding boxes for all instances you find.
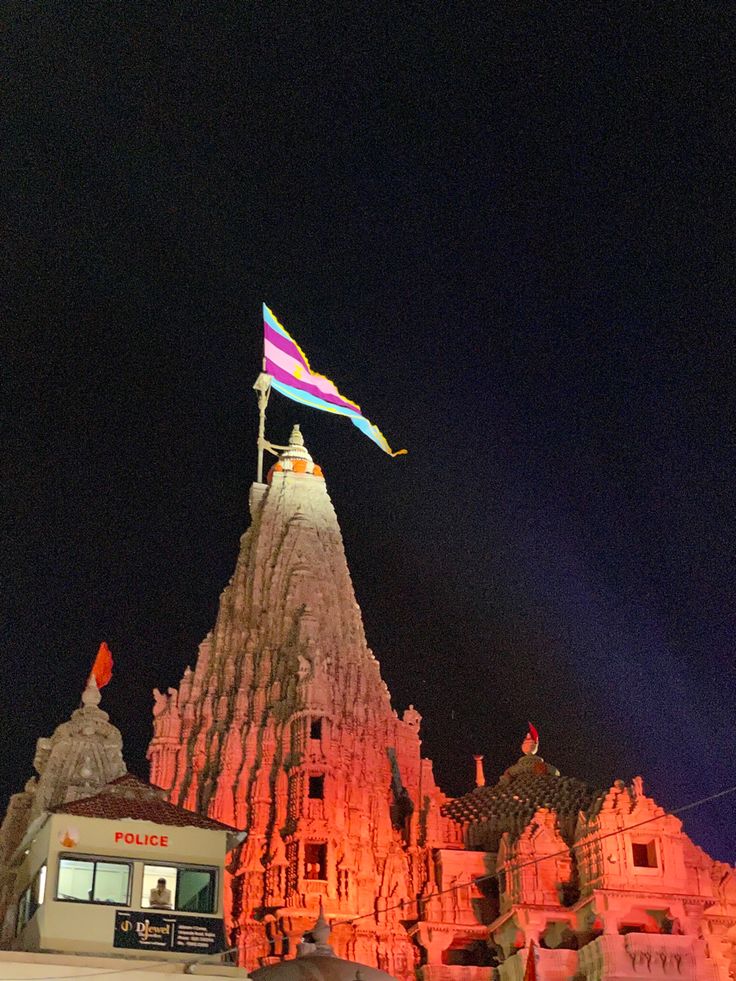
[443,754,601,848]
[51,774,236,832]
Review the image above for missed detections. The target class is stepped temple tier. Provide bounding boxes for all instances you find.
[147,425,736,981]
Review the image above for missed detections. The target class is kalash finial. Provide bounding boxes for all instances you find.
[312,897,332,951]
[289,423,304,447]
[269,425,324,480]
[522,722,539,756]
[297,896,334,958]
[81,672,102,708]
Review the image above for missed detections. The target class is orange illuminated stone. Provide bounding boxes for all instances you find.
[292,458,307,473]
[313,465,323,478]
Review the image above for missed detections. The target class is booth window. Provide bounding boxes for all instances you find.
[57,856,130,905]
[142,864,216,914]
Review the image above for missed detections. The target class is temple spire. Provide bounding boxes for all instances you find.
[148,420,423,977]
[473,754,486,788]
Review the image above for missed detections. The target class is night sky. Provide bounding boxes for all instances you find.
[4,5,735,862]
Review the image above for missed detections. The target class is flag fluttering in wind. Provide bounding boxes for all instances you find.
[263,303,406,457]
[90,641,113,689]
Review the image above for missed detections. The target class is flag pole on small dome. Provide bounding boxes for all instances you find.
[255,303,406,474]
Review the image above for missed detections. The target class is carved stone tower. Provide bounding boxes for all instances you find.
[147,426,448,978]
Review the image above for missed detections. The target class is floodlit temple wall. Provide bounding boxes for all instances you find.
[147,426,736,980]
[147,428,454,979]
[2,425,732,981]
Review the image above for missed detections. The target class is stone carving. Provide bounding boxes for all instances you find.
[0,674,126,946]
[148,428,450,979]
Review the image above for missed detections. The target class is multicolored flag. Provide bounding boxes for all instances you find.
[90,641,113,689]
[263,303,406,457]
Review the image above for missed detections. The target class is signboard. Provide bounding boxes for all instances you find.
[114,910,225,955]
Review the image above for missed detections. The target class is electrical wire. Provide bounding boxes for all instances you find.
[5,783,734,978]
[339,781,736,927]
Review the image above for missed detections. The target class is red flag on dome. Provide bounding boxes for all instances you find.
[523,940,538,981]
[90,642,113,689]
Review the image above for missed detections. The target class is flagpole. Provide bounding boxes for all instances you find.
[253,360,272,484]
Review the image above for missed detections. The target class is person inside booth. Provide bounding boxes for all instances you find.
[149,877,172,909]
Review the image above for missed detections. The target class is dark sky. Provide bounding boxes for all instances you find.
[3,5,735,862]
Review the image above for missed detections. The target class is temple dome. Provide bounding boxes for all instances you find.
[250,907,397,981]
[443,736,600,850]
[251,956,396,981]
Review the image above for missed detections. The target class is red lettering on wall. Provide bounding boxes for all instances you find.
[114,830,170,847]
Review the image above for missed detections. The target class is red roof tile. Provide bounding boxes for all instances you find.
[52,774,236,832]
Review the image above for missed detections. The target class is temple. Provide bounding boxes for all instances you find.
[147,425,736,980]
[147,425,451,976]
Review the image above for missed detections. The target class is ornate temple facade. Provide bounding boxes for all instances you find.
[147,426,736,981]
[147,427,456,977]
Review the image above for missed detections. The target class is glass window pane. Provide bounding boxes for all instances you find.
[57,858,94,902]
[142,865,177,909]
[93,862,130,904]
[177,868,215,914]
[16,888,30,933]
[35,866,47,906]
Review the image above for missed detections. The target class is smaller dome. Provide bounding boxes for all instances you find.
[251,903,396,981]
[443,740,600,849]
[275,425,324,478]
[251,956,395,981]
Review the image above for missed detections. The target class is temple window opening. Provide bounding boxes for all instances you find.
[309,717,322,740]
[442,938,494,967]
[304,842,327,880]
[308,775,325,800]
[631,840,658,869]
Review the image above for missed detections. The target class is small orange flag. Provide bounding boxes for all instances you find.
[91,641,113,689]
[523,940,538,981]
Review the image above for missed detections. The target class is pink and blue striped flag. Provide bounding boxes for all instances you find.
[263,303,406,457]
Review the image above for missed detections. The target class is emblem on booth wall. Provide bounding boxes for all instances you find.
[58,826,80,848]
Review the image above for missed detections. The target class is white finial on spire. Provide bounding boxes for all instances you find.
[312,896,331,948]
[297,897,334,958]
[82,672,101,708]
[289,423,304,447]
